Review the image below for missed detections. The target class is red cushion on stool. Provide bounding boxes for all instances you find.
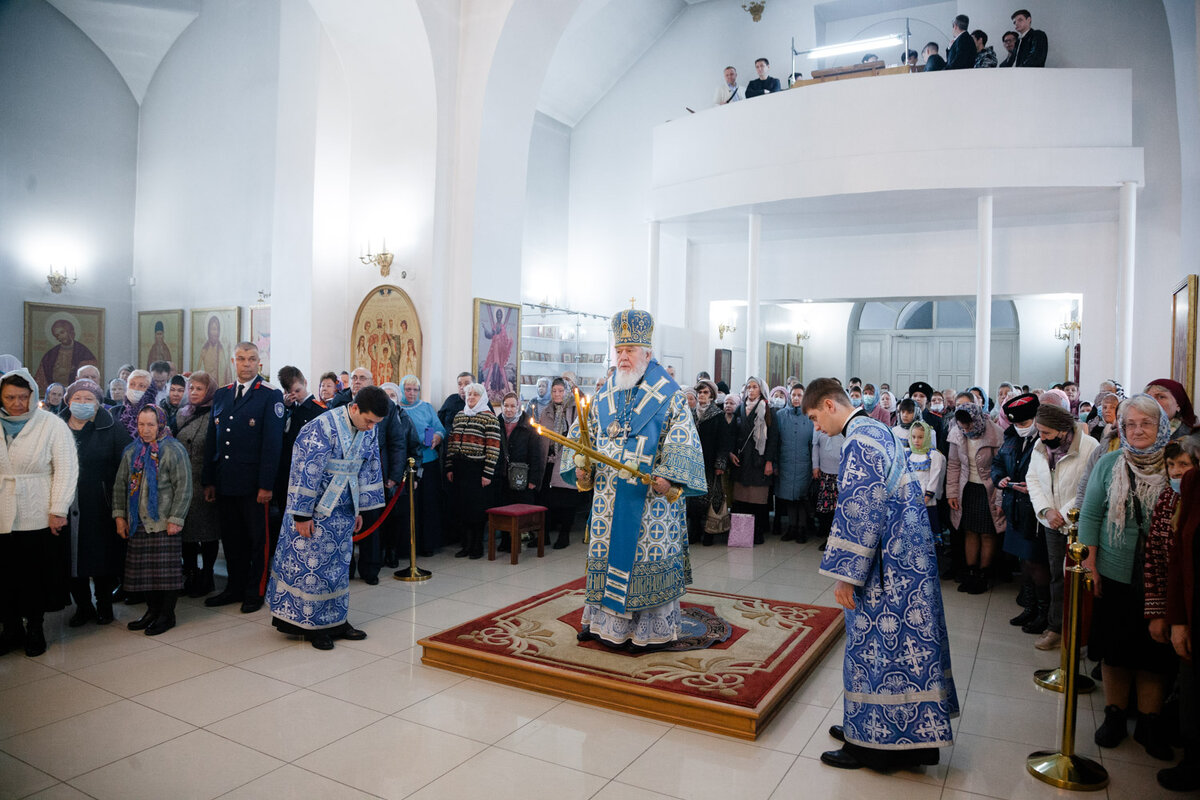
[487,504,548,517]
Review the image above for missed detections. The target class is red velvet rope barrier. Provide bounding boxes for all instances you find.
[351,479,405,542]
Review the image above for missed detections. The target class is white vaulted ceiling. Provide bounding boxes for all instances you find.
[536,0,690,127]
[45,0,199,104]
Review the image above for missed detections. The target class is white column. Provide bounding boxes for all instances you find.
[647,221,661,321]
[1115,181,1137,389]
[974,195,993,389]
[747,213,762,384]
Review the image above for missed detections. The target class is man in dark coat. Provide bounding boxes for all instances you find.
[202,342,284,613]
[945,15,976,70]
[923,42,946,72]
[745,57,783,97]
[1010,8,1048,67]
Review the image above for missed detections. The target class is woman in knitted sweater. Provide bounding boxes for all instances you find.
[446,383,501,559]
[1078,394,1176,761]
[0,368,79,657]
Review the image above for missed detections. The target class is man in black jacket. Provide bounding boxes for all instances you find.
[945,15,976,70]
[746,58,782,98]
[922,42,946,72]
[1010,8,1048,67]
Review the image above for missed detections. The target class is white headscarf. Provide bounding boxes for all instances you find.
[462,383,491,417]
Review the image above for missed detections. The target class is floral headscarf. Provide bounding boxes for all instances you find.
[954,403,988,440]
[127,405,172,534]
[1104,394,1170,549]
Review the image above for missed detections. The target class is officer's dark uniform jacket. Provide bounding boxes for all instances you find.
[202,375,285,495]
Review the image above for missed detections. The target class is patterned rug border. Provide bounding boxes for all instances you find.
[419,578,844,740]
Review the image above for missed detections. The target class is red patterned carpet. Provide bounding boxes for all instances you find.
[419,578,843,739]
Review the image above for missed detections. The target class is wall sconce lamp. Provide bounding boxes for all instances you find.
[360,239,398,278]
[47,264,77,294]
[795,329,811,344]
[718,321,737,340]
[257,290,271,304]
[1054,320,1081,341]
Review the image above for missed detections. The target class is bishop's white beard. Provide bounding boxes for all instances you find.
[613,362,647,391]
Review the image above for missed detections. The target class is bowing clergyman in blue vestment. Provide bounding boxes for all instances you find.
[560,307,708,650]
[267,386,388,650]
[802,378,959,771]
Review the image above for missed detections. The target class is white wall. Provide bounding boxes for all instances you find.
[0,0,138,379]
[521,112,572,304]
[132,0,283,373]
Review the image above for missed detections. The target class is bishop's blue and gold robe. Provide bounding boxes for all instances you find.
[819,412,959,751]
[267,407,384,632]
[561,360,708,646]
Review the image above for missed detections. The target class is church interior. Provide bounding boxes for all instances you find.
[2,0,1200,797]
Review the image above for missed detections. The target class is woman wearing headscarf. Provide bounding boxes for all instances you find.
[1025,400,1098,651]
[991,394,1045,633]
[1073,392,1126,512]
[774,384,814,542]
[701,392,741,545]
[869,389,896,426]
[60,379,130,626]
[496,393,544,551]
[1145,378,1200,441]
[446,383,501,559]
[768,386,787,411]
[537,378,579,550]
[946,402,1006,593]
[525,377,552,421]
[113,405,191,635]
[0,369,79,656]
[380,382,402,404]
[174,372,221,597]
[117,369,157,439]
[688,380,723,544]
[42,383,65,415]
[730,377,779,545]
[397,374,446,559]
[1079,394,1176,760]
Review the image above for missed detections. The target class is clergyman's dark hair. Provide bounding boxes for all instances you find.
[353,385,390,417]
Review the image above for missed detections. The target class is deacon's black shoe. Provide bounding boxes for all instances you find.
[820,748,864,770]
[310,633,335,650]
[204,591,240,608]
[240,597,264,614]
[338,625,368,641]
[829,725,845,743]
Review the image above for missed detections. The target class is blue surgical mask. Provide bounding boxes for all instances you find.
[1171,478,1182,493]
[850,396,863,407]
[1079,412,1090,422]
[70,402,97,420]
[862,394,878,411]
[770,397,785,409]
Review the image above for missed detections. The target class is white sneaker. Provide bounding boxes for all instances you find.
[1034,630,1062,651]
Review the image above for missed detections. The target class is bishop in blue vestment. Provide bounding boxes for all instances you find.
[267,387,388,650]
[803,378,958,771]
[560,308,707,649]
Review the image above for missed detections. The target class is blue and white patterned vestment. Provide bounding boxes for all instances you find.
[267,407,384,631]
[560,360,708,646]
[818,412,959,750]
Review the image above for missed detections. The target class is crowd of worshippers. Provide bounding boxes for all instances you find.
[3,349,1200,788]
[714,8,1048,105]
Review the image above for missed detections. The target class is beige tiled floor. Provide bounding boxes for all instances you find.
[0,539,1183,799]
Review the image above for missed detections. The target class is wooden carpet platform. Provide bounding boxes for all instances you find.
[419,579,843,740]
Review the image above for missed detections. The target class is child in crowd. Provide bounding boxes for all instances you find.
[908,421,946,544]
[1145,441,1199,630]
[892,398,917,451]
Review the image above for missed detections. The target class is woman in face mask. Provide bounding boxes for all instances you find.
[117,369,156,439]
[768,386,787,411]
[60,380,131,627]
[992,394,1046,634]
[1024,401,1098,650]
[945,402,1006,594]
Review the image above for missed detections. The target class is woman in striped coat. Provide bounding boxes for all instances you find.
[445,383,501,559]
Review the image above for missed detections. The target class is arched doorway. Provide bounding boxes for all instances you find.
[848,300,1019,388]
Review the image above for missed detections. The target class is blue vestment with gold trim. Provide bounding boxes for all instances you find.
[818,414,959,750]
[561,360,707,644]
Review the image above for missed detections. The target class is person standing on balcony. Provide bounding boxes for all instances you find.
[1010,9,1048,67]
[714,66,741,105]
[745,58,781,98]
[945,15,976,70]
[998,30,1019,67]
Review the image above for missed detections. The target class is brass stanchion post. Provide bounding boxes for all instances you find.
[1026,511,1108,790]
[394,458,431,583]
[1034,509,1096,694]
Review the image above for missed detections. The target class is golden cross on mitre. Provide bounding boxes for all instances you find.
[629,297,637,309]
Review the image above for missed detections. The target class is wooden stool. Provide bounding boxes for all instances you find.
[485,504,548,564]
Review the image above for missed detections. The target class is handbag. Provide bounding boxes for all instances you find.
[507,462,529,490]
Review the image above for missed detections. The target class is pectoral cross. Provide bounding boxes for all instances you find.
[634,377,670,414]
[623,435,654,476]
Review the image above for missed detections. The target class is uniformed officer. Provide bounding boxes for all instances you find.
[201,342,284,612]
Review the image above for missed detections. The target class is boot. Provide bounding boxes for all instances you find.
[1095,705,1129,748]
[702,534,713,547]
[190,567,214,598]
[96,592,114,625]
[127,594,160,631]
[1158,759,1200,792]
[24,619,47,657]
[1015,580,1035,610]
[966,568,989,595]
[1010,605,1038,627]
[957,567,977,592]
[1135,713,1176,761]
[68,603,96,628]
[1021,602,1049,634]
[146,592,177,636]
[553,531,569,550]
[182,567,196,598]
